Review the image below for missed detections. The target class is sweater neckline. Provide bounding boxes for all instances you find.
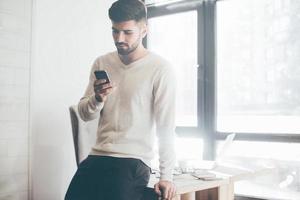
[113,51,151,69]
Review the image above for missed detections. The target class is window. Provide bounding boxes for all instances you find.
[146,0,210,162]
[147,0,215,160]
[147,11,198,127]
[216,0,300,198]
[148,0,300,198]
[148,0,300,195]
[216,0,300,134]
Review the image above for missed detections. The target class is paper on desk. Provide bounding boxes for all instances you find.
[216,133,236,161]
[191,171,224,181]
[192,171,216,178]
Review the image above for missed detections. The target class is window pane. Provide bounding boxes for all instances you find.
[217,0,300,133]
[148,11,198,126]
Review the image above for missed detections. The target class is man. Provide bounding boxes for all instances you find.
[65,0,176,199]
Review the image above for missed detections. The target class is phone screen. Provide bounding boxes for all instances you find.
[94,70,110,83]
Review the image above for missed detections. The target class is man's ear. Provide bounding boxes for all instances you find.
[141,22,148,38]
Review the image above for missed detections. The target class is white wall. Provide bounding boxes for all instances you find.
[30,0,114,199]
[0,0,32,199]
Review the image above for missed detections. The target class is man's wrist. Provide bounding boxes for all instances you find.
[160,174,173,182]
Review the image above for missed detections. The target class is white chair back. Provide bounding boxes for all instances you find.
[69,105,98,166]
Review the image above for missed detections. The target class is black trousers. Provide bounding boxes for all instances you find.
[65,155,153,200]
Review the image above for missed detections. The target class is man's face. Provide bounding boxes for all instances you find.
[112,20,147,55]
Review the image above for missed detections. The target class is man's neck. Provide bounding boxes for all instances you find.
[118,46,148,65]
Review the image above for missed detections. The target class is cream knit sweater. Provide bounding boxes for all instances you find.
[78,51,176,181]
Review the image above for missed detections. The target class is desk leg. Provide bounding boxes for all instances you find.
[218,183,234,200]
[180,192,195,200]
[195,187,218,200]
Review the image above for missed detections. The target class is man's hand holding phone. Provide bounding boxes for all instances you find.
[93,70,114,102]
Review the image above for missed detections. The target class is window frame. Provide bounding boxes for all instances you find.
[146,0,300,161]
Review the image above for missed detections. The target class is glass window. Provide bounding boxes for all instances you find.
[216,0,300,134]
[148,11,198,127]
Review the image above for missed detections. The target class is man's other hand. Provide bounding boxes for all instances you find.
[154,180,176,200]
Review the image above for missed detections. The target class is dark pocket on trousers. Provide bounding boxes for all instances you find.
[134,160,151,184]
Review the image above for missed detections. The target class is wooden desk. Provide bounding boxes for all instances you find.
[148,165,273,200]
[173,174,230,200]
[148,174,231,200]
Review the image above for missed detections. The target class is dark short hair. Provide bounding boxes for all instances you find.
[109,0,147,23]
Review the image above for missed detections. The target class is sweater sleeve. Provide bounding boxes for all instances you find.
[78,59,104,122]
[153,65,177,182]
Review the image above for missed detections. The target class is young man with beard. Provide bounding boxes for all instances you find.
[65,0,176,199]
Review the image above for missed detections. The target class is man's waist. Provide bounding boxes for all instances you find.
[90,147,153,168]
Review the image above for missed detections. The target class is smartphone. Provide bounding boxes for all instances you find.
[94,70,110,83]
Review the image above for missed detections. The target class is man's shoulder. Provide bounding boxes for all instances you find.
[148,51,170,64]
[147,51,173,71]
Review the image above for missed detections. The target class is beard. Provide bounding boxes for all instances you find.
[115,39,140,55]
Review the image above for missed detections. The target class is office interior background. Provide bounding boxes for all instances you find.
[0,0,299,199]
